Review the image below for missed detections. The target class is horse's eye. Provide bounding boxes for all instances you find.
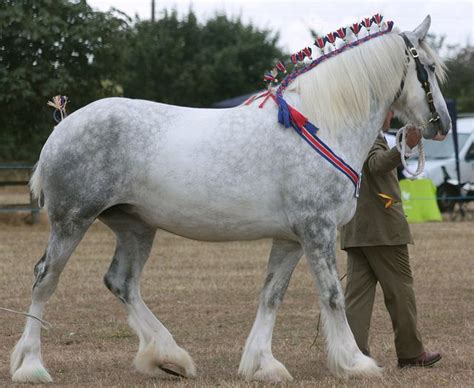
[428,64,435,72]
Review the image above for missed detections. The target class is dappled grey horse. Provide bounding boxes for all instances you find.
[11,16,450,383]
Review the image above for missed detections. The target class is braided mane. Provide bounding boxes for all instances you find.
[262,16,444,134]
[290,31,406,132]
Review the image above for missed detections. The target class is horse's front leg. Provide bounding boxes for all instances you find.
[239,239,302,382]
[299,217,382,378]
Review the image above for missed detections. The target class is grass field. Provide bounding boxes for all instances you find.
[0,188,473,387]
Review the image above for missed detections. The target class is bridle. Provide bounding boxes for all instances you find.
[396,33,442,132]
[393,33,447,177]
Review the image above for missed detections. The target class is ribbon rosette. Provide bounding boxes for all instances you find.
[335,27,347,41]
[303,46,312,59]
[263,71,277,83]
[350,22,361,37]
[291,53,298,65]
[372,13,383,26]
[276,61,287,73]
[314,36,326,53]
[362,17,372,33]
[326,32,336,46]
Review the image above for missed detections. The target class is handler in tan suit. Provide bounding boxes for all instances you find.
[341,111,441,368]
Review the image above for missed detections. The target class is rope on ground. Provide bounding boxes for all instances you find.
[0,307,52,330]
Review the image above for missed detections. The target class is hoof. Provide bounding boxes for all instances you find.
[240,357,293,382]
[252,365,293,382]
[159,362,187,377]
[351,355,383,378]
[134,340,196,378]
[12,361,53,383]
[330,354,384,379]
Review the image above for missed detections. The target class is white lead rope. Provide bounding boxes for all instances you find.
[395,126,425,178]
[0,307,52,330]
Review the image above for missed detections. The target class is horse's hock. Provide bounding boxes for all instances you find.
[0,163,40,223]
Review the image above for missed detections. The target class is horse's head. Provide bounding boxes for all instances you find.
[393,15,451,140]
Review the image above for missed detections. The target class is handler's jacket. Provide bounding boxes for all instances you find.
[340,133,414,249]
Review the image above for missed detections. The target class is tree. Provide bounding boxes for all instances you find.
[425,33,474,113]
[0,0,129,161]
[121,10,284,107]
[442,46,474,112]
[0,4,284,162]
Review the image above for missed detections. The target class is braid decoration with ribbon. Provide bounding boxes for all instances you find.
[255,15,395,196]
[47,95,69,123]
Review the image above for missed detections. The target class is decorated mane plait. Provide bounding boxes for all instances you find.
[263,14,394,92]
[257,14,394,196]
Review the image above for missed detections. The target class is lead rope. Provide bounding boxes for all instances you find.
[0,307,52,330]
[395,126,425,177]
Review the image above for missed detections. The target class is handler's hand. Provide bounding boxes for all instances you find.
[404,124,422,148]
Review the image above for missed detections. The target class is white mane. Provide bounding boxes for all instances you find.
[287,31,408,132]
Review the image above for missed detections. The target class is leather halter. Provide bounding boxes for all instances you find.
[399,33,442,131]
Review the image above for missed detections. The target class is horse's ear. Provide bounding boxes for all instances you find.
[413,15,431,42]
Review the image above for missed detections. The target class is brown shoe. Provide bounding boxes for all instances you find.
[398,351,441,368]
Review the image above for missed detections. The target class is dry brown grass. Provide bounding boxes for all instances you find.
[1,195,473,387]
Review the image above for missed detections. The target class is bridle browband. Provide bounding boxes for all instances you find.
[397,33,442,131]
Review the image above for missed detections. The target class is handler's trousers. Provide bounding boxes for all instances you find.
[344,245,424,359]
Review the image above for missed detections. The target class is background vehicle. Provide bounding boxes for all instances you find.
[386,115,474,212]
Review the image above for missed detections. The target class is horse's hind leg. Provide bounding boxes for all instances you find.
[239,239,302,382]
[100,208,196,379]
[299,217,382,378]
[11,218,92,383]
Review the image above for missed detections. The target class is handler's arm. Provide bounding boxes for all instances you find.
[366,141,402,175]
[367,125,421,175]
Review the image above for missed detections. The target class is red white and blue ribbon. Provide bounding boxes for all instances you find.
[275,96,361,196]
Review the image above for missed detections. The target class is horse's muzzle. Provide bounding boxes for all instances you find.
[433,132,446,141]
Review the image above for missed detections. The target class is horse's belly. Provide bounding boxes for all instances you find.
[129,190,289,241]
[123,113,292,240]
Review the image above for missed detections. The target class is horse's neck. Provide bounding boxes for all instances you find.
[287,92,391,173]
[342,104,390,172]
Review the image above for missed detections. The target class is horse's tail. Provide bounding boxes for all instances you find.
[30,95,69,210]
[30,162,45,208]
